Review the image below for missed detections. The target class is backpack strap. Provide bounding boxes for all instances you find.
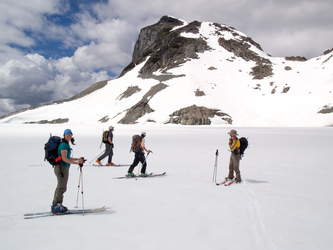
[230,138,239,152]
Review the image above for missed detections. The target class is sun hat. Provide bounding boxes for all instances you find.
[228,129,238,135]
[64,129,73,135]
[109,126,114,130]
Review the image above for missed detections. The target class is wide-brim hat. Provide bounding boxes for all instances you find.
[228,129,238,135]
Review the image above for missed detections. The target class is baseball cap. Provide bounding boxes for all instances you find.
[64,129,73,135]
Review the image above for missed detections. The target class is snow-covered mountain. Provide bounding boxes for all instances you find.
[1,16,332,126]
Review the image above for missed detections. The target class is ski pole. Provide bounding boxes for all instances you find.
[75,159,86,214]
[138,151,151,175]
[80,166,84,214]
[89,151,104,164]
[212,149,219,182]
[75,168,82,208]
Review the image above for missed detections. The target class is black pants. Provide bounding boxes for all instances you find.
[128,152,146,174]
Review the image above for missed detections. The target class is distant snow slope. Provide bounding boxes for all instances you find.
[1,19,332,126]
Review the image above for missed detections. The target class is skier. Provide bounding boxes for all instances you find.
[127,131,152,177]
[227,129,242,183]
[52,129,84,214]
[96,126,115,166]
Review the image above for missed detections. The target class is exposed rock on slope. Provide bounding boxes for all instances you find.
[168,105,232,125]
[119,83,168,124]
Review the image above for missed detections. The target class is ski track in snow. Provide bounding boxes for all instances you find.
[241,181,277,250]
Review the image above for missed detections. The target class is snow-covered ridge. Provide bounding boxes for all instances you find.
[1,16,332,127]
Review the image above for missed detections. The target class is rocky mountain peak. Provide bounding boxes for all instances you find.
[120,16,210,76]
[120,16,274,80]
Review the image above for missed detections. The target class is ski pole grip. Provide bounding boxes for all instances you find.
[79,158,87,167]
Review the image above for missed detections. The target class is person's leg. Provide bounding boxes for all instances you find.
[228,154,235,179]
[52,164,69,205]
[128,153,140,173]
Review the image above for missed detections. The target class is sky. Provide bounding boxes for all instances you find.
[0,0,332,117]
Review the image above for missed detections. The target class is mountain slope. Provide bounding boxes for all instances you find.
[1,16,332,126]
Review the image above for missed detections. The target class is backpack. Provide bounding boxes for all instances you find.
[239,137,248,157]
[102,130,109,143]
[130,134,142,152]
[44,136,61,166]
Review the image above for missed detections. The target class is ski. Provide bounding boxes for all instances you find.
[225,181,234,186]
[93,164,130,167]
[24,206,106,219]
[216,180,228,186]
[113,172,166,179]
[216,178,233,186]
[113,172,153,179]
[147,172,166,178]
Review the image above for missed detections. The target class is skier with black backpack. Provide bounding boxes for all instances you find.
[127,131,152,177]
[51,129,85,214]
[226,129,248,183]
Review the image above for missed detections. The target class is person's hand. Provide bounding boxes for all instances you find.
[78,157,84,165]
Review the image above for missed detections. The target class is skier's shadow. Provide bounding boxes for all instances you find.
[86,208,116,217]
[245,179,269,184]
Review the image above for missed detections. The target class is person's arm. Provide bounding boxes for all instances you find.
[61,150,83,165]
[141,138,150,153]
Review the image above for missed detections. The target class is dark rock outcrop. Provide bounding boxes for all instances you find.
[285,56,307,62]
[218,37,273,79]
[168,105,232,125]
[24,118,69,124]
[120,16,209,76]
[118,83,168,124]
[117,86,141,100]
[318,105,333,114]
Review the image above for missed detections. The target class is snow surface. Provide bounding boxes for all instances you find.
[1,123,333,250]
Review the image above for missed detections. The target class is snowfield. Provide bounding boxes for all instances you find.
[0,123,332,250]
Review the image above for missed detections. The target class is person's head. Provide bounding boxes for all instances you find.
[63,129,75,144]
[109,126,114,131]
[141,131,146,138]
[228,129,238,139]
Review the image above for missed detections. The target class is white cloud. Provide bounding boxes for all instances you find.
[72,41,131,71]
[0,0,62,39]
[0,52,112,116]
